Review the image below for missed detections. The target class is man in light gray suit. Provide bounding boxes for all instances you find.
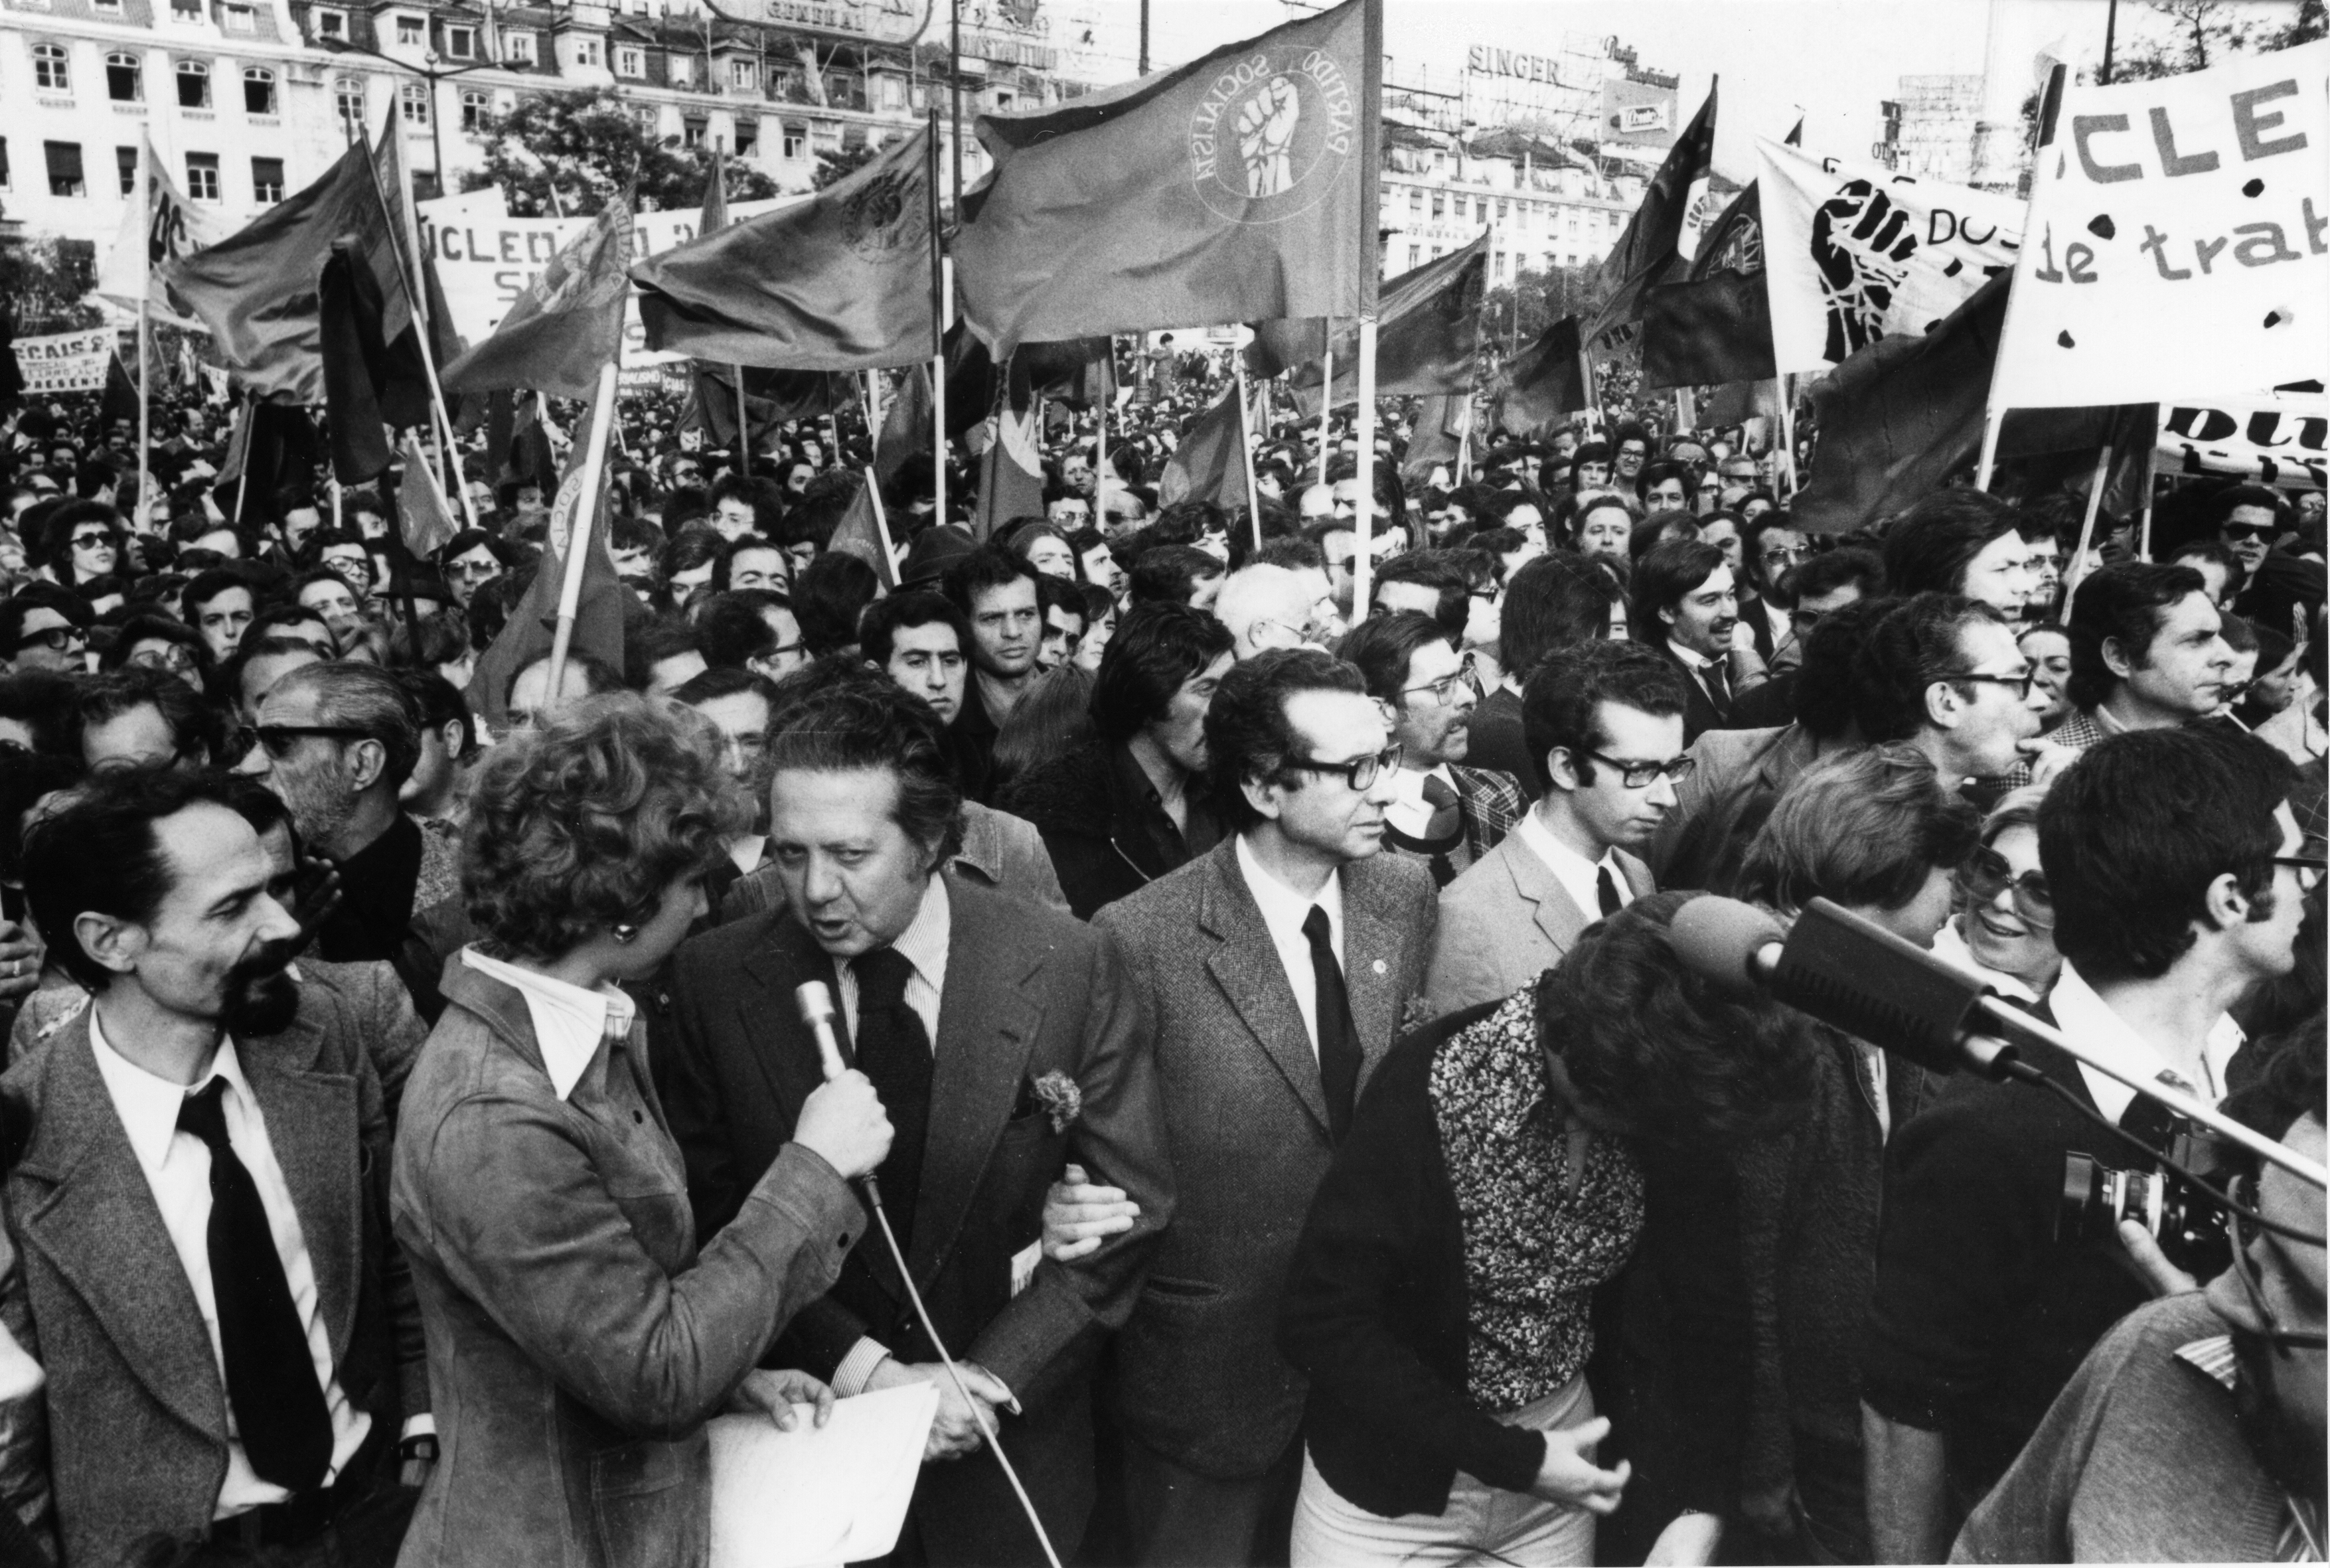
[1425,642,1689,1017]
[1094,649,1436,1567]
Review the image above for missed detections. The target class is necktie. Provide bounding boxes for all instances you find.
[177,1079,333,1493]
[1303,906,1361,1142]
[1704,659,1733,717]
[851,948,932,1250]
[1596,863,1624,917]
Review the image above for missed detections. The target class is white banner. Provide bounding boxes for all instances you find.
[1758,137,2025,375]
[2157,398,2328,490]
[96,137,236,328]
[13,328,115,394]
[417,195,795,368]
[1991,39,2330,410]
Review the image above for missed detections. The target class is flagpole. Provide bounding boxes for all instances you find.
[363,121,479,532]
[2137,408,2159,558]
[927,110,947,529]
[1977,62,2066,493]
[1351,0,1384,620]
[1234,354,1262,550]
[2064,442,2112,595]
[135,299,151,526]
[864,463,898,584]
[1776,376,1800,498]
[231,391,255,528]
[1316,321,1334,487]
[544,358,619,709]
[735,364,751,477]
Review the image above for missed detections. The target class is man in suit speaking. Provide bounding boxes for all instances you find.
[660,671,1174,1566]
[1425,641,1687,1017]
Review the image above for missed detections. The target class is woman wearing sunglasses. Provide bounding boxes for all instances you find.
[1932,786,2061,1004]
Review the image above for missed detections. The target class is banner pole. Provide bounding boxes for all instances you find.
[1235,354,1263,549]
[926,110,947,529]
[864,463,898,584]
[2137,408,2159,558]
[1776,376,1800,498]
[1351,0,1383,619]
[1977,63,2066,493]
[544,357,619,710]
[2064,442,2112,597]
[231,390,255,528]
[136,296,151,529]
[734,363,751,477]
[363,121,479,532]
[1316,323,1334,487]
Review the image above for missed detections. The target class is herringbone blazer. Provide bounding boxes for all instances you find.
[1422,828,1656,1018]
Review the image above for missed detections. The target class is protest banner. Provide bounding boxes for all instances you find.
[1988,39,2330,410]
[1756,137,2024,375]
[13,329,116,395]
[2156,396,2328,489]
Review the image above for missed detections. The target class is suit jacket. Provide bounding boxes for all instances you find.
[717,801,1069,923]
[1422,826,1655,1017]
[0,992,424,1568]
[392,961,859,1568]
[1656,645,1729,744]
[1648,722,1820,890]
[1092,838,1437,1478]
[659,874,1173,1557]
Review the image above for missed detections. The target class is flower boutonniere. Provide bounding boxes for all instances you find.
[1031,1070,1083,1135]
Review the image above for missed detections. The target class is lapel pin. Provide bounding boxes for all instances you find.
[1371,959,1387,975]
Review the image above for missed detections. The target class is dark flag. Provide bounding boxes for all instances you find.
[686,366,858,445]
[1401,393,1469,484]
[1792,272,2007,534]
[1589,81,1717,343]
[1640,268,1775,389]
[1022,337,1115,410]
[876,364,931,487]
[956,0,1377,353]
[441,200,631,401]
[214,404,323,524]
[635,127,937,370]
[1492,315,1587,435]
[319,238,429,483]
[872,323,996,483]
[394,430,460,558]
[1253,232,1489,418]
[100,350,139,430]
[975,353,1046,538]
[1158,380,1254,512]
[828,472,899,589]
[467,463,627,729]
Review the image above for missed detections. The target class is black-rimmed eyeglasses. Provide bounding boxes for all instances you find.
[1583,749,1696,789]
[1282,744,1404,792]
[1945,669,2039,698]
[2273,854,2327,894]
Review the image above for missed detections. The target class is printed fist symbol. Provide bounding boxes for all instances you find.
[1811,179,1917,362]
[1237,76,1300,198]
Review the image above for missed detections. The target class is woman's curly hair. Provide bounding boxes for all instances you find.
[463,692,751,961]
[1537,890,1817,1147]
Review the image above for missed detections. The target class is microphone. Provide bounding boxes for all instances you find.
[796,980,851,1083]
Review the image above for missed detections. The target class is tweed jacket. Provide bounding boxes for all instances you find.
[1093,837,1438,1478]
[392,961,860,1568]
[0,990,422,1568]
[1422,825,1656,1018]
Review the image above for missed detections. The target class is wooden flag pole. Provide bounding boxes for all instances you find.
[231,390,255,528]
[2137,409,2159,558]
[1351,0,1384,619]
[926,110,948,528]
[1316,322,1334,487]
[364,121,479,532]
[864,462,899,583]
[1978,63,2066,493]
[136,297,151,529]
[1354,318,1379,617]
[1776,376,1801,498]
[735,364,751,477]
[2064,443,2113,597]
[1235,354,1263,550]
[1095,349,1110,524]
[543,358,619,710]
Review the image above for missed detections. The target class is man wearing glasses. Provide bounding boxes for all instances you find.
[0,586,92,675]
[1424,641,1683,1017]
[1339,613,1524,891]
[1849,594,2053,794]
[1863,726,2313,1563]
[2213,485,2291,584]
[1094,650,1437,1566]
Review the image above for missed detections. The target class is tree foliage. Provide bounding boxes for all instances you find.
[2106,0,2321,82]
[461,89,779,217]
[812,143,881,192]
[0,236,104,335]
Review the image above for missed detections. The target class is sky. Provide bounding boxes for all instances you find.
[1132,0,2278,182]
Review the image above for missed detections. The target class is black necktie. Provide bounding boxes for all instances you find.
[1303,906,1361,1142]
[1596,863,1624,917]
[851,948,932,1250]
[1704,659,1733,717]
[177,1079,334,1494]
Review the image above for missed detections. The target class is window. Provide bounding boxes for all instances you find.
[336,77,364,135]
[570,39,601,68]
[185,151,219,200]
[252,155,282,201]
[0,140,11,190]
[1496,197,1508,220]
[1565,253,1578,268]
[394,14,423,45]
[628,103,657,133]
[1407,189,1421,218]
[221,3,253,33]
[169,0,200,19]
[1494,251,1507,279]
[876,73,903,110]
[734,117,757,156]
[1406,244,1420,270]
[94,0,122,12]
[682,114,706,148]
[501,32,534,64]
[313,7,346,38]
[400,80,429,124]
[615,45,643,78]
[444,25,474,58]
[116,145,139,194]
[106,51,141,102]
[1429,190,1444,219]
[1565,209,1579,237]
[668,54,693,86]
[459,88,489,131]
[242,66,274,114]
[44,140,85,196]
[176,59,210,109]
[33,43,71,93]
[728,58,755,90]
[781,121,805,159]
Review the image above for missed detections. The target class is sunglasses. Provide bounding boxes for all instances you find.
[1283,743,1404,793]
[1956,846,2055,929]
[249,724,372,758]
[2221,523,2278,542]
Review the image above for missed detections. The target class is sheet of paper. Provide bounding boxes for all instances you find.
[708,1381,939,1568]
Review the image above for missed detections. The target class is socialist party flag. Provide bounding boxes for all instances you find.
[1492,316,1587,435]
[467,462,627,730]
[1986,40,2329,409]
[634,126,936,370]
[441,199,631,401]
[394,431,461,559]
[828,472,899,589]
[955,0,1377,354]
[1758,137,2023,376]
[1158,380,1255,512]
[1251,232,1489,418]
[1402,393,1470,485]
[98,135,234,329]
[1589,81,1716,342]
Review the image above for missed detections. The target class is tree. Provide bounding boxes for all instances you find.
[462,89,779,217]
[812,143,880,192]
[2110,0,2320,81]
[0,234,103,335]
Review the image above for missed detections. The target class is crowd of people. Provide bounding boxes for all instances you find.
[0,347,2319,1568]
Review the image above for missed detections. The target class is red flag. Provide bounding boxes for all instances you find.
[441,200,631,401]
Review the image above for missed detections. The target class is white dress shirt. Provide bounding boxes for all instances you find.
[1668,641,1725,708]
[1237,831,1345,1058]
[88,1012,370,1518]
[1383,764,1460,839]
[2046,963,2242,1125]
[833,874,951,1048]
[461,948,637,1102]
[1515,807,1632,925]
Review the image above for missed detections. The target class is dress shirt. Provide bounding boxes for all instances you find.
[1930,920,2045,1004]
[2047,963,2242,1125]
[1760,597,1791,653]
[728,835,768,875]
[832,874,950,1048]
[1236,832,1344,1058]
[88,1012,370,1518]
[1514,807,1632,925]
[460,949,637,1103]
[1383,763,1460,838]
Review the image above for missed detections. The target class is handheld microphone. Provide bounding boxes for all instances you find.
[795,981,854,1091]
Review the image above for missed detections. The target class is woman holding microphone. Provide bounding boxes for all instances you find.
[392,694,892,1568]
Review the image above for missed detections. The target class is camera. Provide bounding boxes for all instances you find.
[2058,1152,2232,1278]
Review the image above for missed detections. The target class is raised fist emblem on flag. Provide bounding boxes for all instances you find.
[1812,179,1917,362]
[1237,76,1300,197]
